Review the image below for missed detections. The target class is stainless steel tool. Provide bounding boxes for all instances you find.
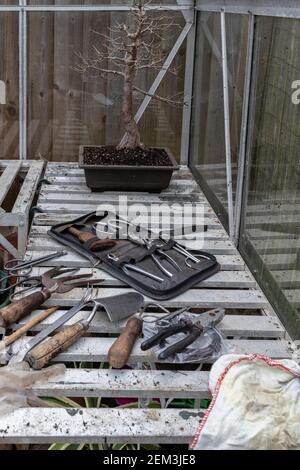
[4,250,67,275]
[107,253,164,283]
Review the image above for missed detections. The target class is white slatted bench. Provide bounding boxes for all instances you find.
[0,160,45,258]
[0,163,292,446]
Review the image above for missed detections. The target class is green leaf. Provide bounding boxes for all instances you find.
[141,444,161,450]
[84,397,99,408]
[49,443,73,450]
[41,396,81,408]
[112,443,136,450]
[88,443,104,450]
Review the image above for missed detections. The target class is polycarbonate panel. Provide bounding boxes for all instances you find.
[240,16,300,339]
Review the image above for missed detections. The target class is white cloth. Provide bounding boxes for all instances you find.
[0,362,65,415]
[190,354,300,450]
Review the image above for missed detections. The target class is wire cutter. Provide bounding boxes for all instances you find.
[141,308,225,360]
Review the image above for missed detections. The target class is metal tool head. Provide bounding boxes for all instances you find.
[192,308,225,329]
[41,266,97,293]
[4,251,67,275]
[93,292,145,322]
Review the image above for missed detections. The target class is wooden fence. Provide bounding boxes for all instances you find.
[0,7,185,162]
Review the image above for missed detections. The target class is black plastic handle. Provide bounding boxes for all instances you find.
[141,323,192,351]
[158,327,202,360]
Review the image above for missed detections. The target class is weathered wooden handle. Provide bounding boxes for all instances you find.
[0,290,51,327]
[68,227,116,251]
[108,317,143,369]
[68,226,94,243]
[0,306,58,350]
[27,322,85,370]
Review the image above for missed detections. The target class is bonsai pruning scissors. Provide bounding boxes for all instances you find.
[141,307,225,360]
[4,250,67,275]
[0,272,44,300]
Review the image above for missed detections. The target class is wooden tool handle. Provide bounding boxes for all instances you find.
[68,227,116,251]
[0,290,51,327]
[108,317,143,369]
[27,322,85,370]
[68,226,94,243]
[0,306,58,350]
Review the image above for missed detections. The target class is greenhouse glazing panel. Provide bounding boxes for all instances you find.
[27,10,185,161]
[240,15,300,339]
[189,11,248,231]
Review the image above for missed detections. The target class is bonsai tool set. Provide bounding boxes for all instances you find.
[48,211,220,300]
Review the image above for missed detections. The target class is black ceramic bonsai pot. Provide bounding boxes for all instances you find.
[79,145,179,192]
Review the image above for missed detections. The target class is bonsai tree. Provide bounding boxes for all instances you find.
[75,0,183,150]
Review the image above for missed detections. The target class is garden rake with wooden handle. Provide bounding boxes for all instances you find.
[0,266,100,327]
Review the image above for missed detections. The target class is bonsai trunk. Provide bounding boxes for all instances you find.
[117,66,144,150]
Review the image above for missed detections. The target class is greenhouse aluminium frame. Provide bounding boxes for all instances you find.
[1,1,300,244]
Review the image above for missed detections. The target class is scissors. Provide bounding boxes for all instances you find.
[4,250,67,275]
[0,272,43,300]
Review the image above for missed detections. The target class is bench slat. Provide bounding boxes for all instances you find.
[12,312,283,337]
[0,408,202,444]
[29,369,210,399]
[3,337,289,365]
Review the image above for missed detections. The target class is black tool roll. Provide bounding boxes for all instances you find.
[48,211,220,300]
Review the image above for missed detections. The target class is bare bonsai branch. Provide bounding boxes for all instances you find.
[75,0,183,150]
[133,86,186,106]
